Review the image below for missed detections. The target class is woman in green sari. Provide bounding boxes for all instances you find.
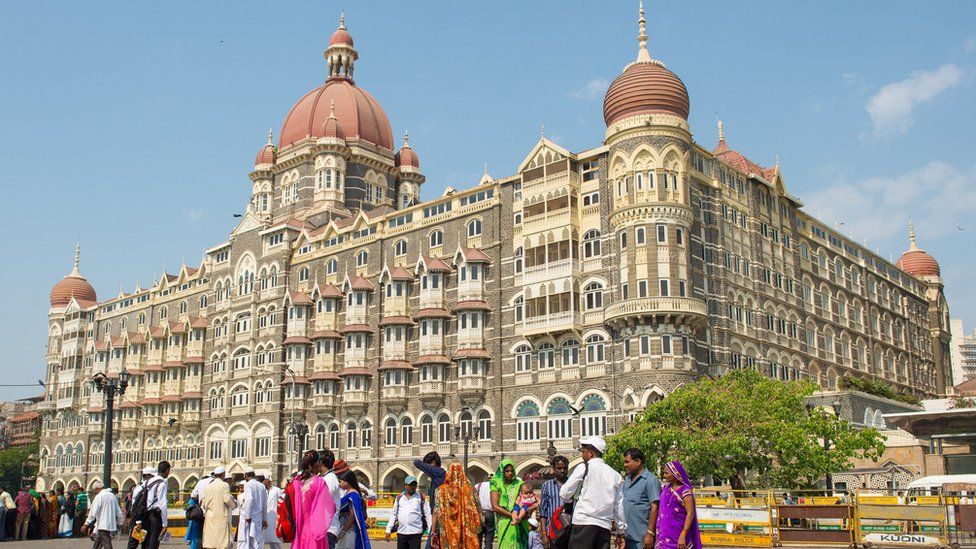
[489,459,528,549]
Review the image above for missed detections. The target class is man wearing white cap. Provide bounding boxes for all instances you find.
[559,436,626,549]
[127,461,170,549]
[201,467,236,549]
[236,468,267,549]
[260,471,284,549]
[81,480,124,549]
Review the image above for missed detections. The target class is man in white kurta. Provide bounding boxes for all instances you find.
[201,473,236,549]
[236,469,266,549]
[260,471,283,549]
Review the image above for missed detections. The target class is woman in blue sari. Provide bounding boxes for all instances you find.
[183,495,203,549]
[336,471,371,549]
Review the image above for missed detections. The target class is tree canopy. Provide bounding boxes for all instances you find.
[606,369,885,489]
[0,444,37,493]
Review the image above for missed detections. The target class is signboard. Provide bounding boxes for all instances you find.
[700,532,772,547]
[861,532,941,546]
[697,507,770,525]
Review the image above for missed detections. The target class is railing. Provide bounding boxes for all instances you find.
[604,296,707,323]
[522,311,578,335]
[522,258,578,285]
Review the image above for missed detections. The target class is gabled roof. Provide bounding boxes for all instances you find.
[454,247,491,265]
[313,282,344,299]
[517,136,575,173]
[345,276,375,292]
[286,290,314,306]
[416,256,452,274]
[380,265,415,282]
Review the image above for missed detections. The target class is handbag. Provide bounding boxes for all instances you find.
[186,504,204,522]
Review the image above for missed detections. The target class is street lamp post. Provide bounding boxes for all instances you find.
[454,424,481,480]
[92,369,129,487]
[284,368,307,473]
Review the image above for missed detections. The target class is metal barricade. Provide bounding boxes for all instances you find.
[696,489,776,548]
[855,490,949,548]
[771,491,856,548]
[944,489,976,549]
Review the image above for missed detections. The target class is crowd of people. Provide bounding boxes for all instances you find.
[10,434,703,549]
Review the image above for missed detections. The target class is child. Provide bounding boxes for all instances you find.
[527,517,544,549]
[512,483,538,524]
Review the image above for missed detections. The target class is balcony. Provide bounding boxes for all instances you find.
[381,385,407,401]
[522,258,579,286]
[584,363,606,378]
[183,410,201,424]
[343,390,369,407]
[457,281,484,302]
[604,297,708,328]
[522,311,579,336]
[523,208,572,232]
[458,376,486,402]
[312,394,337,409]
[384,298,408,317]
[419,380,446,401]
[419,292,445,310]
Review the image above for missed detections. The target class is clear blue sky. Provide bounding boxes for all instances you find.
[1,1,974,400]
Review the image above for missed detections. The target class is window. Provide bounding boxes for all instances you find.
[582,230,601,258]
[515,345,532,372]
[315,425,327,449]
[516,400,540,441]
[514,247,523,274]
[586,335,605,363]
[429,230,443,248]
[394,240,407,257]
[657,224,667,243]
[346,422,358,448]
[421,415,434,444]
[676,228,683,245]
[537,343,555,369]
[385,418,397,446]
[467,219,482,238]
[329,423,340,449]
[356,250,368,267]
[547,398,574,440]
[327,259,338,275]
[438,414,451,443]
[619,231,627,250]
[584,283,604,310]
[478,410,491,440]
[561,340,580,366]
[579,394,607,437]
[209,441,223,461]
[299,267,309,282]
[659,279,670,297]
[361,421,372,448]
[636,227,646,245]
[514,296,524,322]
[231,439,247,459]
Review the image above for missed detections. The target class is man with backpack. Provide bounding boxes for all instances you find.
[539,455,570,549]
[559,436,626,549]
[126,461,170,549]
[385,475,432,549]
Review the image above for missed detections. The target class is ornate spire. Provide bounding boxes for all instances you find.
[717,119,725,142]
[636,0,652,63]
[266,127,273,145]
[403,129,410,146]
[909,220,919,250]
[540,123,545,139]
[328,98,336,119]
[339,11,346,30]
[70,242,82,277]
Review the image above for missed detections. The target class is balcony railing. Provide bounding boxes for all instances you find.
[604,297,707,325]
[522,258,578,286]
[522,311,579,336]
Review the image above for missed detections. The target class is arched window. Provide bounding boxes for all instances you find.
[329,423,340,449]
[514,296,524,322]
[385,418,397,446]
[515,345,532,373]
[459,410,473,436]
[361,421,372,448]
[584,283,604,310]
[516,400,540,441]
[537,343,556,369]
[138,312,146,326]
[231,386,249,407]
[514,247,523,274]
[478,410,491,440]
[438,413,451,443]
[269,266,278,287]
[467,219,482,238]
[583,230,602,258]
[585,335,606,363]
[421,415,434,444]
[394,240,407,257]
[346,422,358,449]
[429,230,443,248]
[401,417,414,445]
[299,267,309,282]
[561,339,580,366]
[327,259,338,275]
[159,307,167,320]
[547,398,573,440]
[579,394,607,437]
[357,250,368,267]
[316,424,327,449]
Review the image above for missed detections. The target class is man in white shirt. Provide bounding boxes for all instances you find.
[559,436,626,549]
[385,475,432,549]
[127,461,170,549]
[475,479,494,549]
[82,480,125,549]
[315,449,343,549]
[236,468,267,549]
[260,471,284,549]
[191,467,222,502]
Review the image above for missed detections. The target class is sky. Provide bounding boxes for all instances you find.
[1,1,974,401]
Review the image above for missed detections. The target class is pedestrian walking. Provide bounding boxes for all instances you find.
[490,459,527,549]
[384,475,432,549]
[474,478,494,549]
[74,487,90,537]
[431,462,481,549]
[0,485,13,541]
[654,461,701,549]
[621,449,661,549]
[13,487,31,541]
[186,467,221,549]
[261,471,284,549]
[201,468,236,549]
[237,467,268,549]
[318,449,343,549]
[559,436,626,549]
[336,470,371,549]
[288,450,336,549]
[538,455,569,549]
[58,492,76,537]
[127,461,170,549]
[82,480,125,549]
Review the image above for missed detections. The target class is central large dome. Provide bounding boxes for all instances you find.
[279,79,393,150]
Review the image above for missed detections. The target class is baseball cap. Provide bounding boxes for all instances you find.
[579,435,607,454]
[405,475,418,485]
[142,466,155,476]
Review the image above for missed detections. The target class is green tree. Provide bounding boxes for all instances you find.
[606,369,885,490]
[0,443,37,492]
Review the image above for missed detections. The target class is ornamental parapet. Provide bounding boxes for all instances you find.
[609,202,694,228]
[604,296,707,328]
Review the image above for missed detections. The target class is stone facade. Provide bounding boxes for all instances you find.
[36,10,953,496]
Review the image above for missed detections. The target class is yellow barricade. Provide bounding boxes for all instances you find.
[696,490,775,548]
[855,490,949,548]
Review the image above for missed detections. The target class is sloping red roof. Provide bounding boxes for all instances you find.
[712,138,766,176]
[184,356,205,364]
[94,341,109,351]
[127,331,146,344]
[415,354,451,365]
[189,316,209,329]
[181,392,203,399]
[150,327,166,339]
[340,324,373,334]
[459,248,491,263]
[169,321,187,334]
[388,267,415,281]
[10,412,39,422]
[163,361,183,368]
[422,257,452,272]
[379,360,413,370]
[311,330,342,339]
[318,284,344,298]
[350,276,375,291]
[283,336,313,345]
[453,300,492,312]
[309,371,341,381]
[338,367,372,377]
[161,395,180,403]
[379,316,414,326]
[288,290,314,305]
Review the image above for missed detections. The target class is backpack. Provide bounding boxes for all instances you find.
[129,479,164,524]
[391,492,427,533]
[547,463,588,546]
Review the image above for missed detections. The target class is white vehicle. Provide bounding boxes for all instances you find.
[906,474,976,496]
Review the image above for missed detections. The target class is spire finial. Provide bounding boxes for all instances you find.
[775,154,780,169]
[717,119,725,142]
[69,241,82,277]
[484,162,489,176]
[403,129,410,146]
[328,98,336,118]
[541,123,545,139]
[909,220,918,250]
[338,11,346,30]
[267,127,273,145]
[636,0,652,63]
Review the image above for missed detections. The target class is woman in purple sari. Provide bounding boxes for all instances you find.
[654,461,702,549]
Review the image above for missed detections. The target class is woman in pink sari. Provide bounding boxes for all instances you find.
[655,461,702,549]
[290,450,337,549]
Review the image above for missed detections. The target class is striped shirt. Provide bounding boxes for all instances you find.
[539,478,564,524]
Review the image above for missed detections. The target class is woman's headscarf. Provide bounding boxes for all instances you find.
[661,461,703,549]
[435,463,481,549]
[489,459,522,498]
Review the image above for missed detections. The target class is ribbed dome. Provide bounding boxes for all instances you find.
[50,245,96,307]
[279,79,392,150]
[395,132,419,168]
[604,61,690,125]
[330,28,353,47]
[254,129,276,166]
[896,223,940,278]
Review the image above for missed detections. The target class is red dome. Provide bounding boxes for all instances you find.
[603,61,690,125]
[254,143,275,166]
[279,79,393,150]
[323,107,346,140]
[330,28,354,47]
[897,249,940,277]
[395,133,419,168]
[50,271,96,307]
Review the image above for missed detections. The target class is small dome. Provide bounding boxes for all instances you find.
[604,61,690,125]
[330,15,354,47]
[603,2,689,126]
[254,129,276,166]
[897,223,940,277]
[322,99,346,140]
[395,131,419,168]
[51,245,96,307]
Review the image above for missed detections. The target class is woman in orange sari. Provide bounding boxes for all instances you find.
[431,463,481,549]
